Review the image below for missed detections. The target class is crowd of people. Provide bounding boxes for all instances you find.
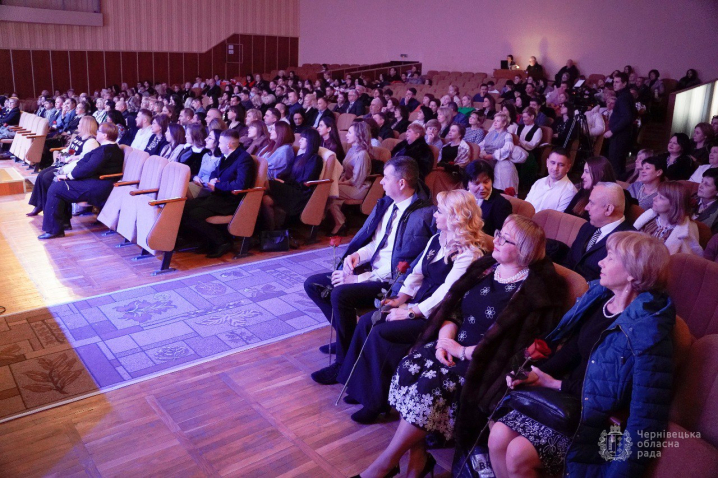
[1,58,717,476]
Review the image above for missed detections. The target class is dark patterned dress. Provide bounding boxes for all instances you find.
[388,266,523,440]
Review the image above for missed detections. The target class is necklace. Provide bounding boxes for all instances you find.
[495,264,529,284]
[602,297,621,318]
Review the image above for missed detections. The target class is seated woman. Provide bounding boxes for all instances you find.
[327,122,372,235]
[260,121,295,181]
[411,105,434,128]
[317,115,345,162]
[187,129,223,199]
[677,68,700,91]
[424,119,444,149]
[464,110,486,145]
[436,107,454,138]
[144,114,169,156]
[240,108,263,148]
[465,160,512,234]
[333,92,348,114]
[226,105,247,138]
[691,123,714,165]
[690,143,718,183]
[623,148,654,184]
[660,133,694,180]
[177,124,209,177]
[391,105,410,135]
[426,124,471,198]
[292,110,310,135]
[244,120,270,157]
[551,103,574,146]
[627,155,666,210]
[565,156,617,219]
[160,124,186,162]
[458,95,474,116]
[501,103,519,129]
[480,95,497,120]
[337,190,491,424]
[354,215,566,478]
[106,110,128,145]
[477,113,516,191]
[691,168,718,234]
[262,129,324,231]
[490,232,675,478]
[28,116,100,216]
[634,181,703,255]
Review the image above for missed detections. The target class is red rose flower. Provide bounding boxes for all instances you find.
[397,261,411,274]
[504,187,517,197]
[525,339,551,360]
[68,149,76,155]
[329,236,342,247]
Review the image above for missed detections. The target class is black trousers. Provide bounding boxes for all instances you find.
[29,167,62,211]
[303,272,387,364]
[179,195,239,248]
[608,130,632,176]
[42,179,113,234]
[338,311,428,412]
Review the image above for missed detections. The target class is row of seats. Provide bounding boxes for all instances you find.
[3,112,49,167]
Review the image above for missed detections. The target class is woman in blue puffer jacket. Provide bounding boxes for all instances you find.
[489,231,675,478]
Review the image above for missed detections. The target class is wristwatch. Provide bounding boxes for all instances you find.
[407,308,416,319]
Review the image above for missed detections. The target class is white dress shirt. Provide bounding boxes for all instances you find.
[355,196,414,282]
[399,232,480,317]
[131,126,153,151]
[525,175,577,213]
[591,216,625,246]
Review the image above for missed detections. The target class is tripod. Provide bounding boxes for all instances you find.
[563,111,595,173]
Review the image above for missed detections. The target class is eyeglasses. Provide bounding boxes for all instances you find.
[494,229,516,246]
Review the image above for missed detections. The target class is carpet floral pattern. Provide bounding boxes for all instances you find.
[0,246,345,422]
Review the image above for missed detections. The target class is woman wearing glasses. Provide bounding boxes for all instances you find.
[352,215,567,478]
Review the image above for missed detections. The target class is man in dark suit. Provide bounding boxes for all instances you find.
[311,97,333,129]
[304,157,436,384]
[39,123,124,239]
[564,182,635,281]
[0,97,21,139]
[399,88,420,112]
[286,89,302,118]
[390,123,434,180]
[346,89,365,116]
[179,129,255,258]
[604,72,637,176]
[464,160,512,235]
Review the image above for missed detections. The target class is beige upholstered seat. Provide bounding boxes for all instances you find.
[553,263,589,313]
[370,146,391,163]
[533,209,587,247]
[300,147,336,243]
[667,253,718,338]
[501,193,535,218]
[380,138,401,152]
[134,162,191,274]
[205,156,268,258]
[337,113,356,132]
[116,155,168,244]
[97,146,150,232]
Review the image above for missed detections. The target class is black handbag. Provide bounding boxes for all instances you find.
[497,387,580,436]
[260,229,290,252]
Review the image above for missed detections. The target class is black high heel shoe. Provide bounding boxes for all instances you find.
[349,465,400,478]
[26,207,41,217]
[418,452,436,478]
[330,223,348,237]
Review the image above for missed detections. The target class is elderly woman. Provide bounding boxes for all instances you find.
[27,116,100,217]
[477,112,516,191]
[634,181,702,255]
[490,232,675,478]
[660,133,694,180]
[465,160,513,234]
[692,168,718,233]
[565,156,617,219]
[327,122,372,235]
[353,215,567,478]
[690,143,718,183]
[336,190,492,424]
[424,119,444,149]
[627,155,667,209]
[464,110,486,145]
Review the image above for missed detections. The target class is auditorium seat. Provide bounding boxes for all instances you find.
[370,146,391,163]
[135,161,191,275]
[678,180,699,196]
[696,221,712,249]
[206,155,267,258]
[502,194,535,218]
[298,147,337,244]
[97,146,150,232]
[667,253,718,338]
[116,155,168,244]
[625,203,645,224]
[553,263,589,312]
[381,138,401,151]
[533,209,587,247]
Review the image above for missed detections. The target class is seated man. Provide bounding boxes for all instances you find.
[399,88,420,112]
[390,123,433,180]
[39,123,124,239]
[0,97,21,139]
[304,157,435,384]
[179,129,255,258]
[465,160,512,234]
[563,182,635,281]
[130,109,154,151]
[525,147,577,212]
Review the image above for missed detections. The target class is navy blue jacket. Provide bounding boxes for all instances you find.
[480,188,512,236]
[608,88,636,136]
[564,220,636,282]
[1,107,20,126]
[70,143,124,180]
[341,189,436,279]
[545,282,675,478]
[209,147,255,197]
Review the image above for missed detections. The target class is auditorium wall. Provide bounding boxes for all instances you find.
[299,0,718,83]
[0,0,299,98]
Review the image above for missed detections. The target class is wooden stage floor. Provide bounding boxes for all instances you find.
[0,177,451,477]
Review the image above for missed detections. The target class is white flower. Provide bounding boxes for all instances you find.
[458,331,467,341]
[408,363,421,374]
[443,379,456,392]
[485,306,496,319]
[505,283,516,292]
[413,353,422,358]
[480,286,490,296]
[459,376,465,385]
[424,359,434,368]
[422,369,437,379]
[432,387,442,396]
[440,368,449,374]
[467,315,476,324]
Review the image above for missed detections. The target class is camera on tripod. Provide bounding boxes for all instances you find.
[564,81,597,114]
[562,80,598,171]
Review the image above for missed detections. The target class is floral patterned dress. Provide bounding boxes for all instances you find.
[388,267,523,440]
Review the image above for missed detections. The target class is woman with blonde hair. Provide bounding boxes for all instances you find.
[327,121,372,235]
[353,214,567,478]
[634,181,703,255]
[478,112,516,191]
[437,106,454,138]
[336,190,492,424]
[28,116,100,216]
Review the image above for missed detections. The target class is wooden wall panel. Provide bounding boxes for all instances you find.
[240,35,252,76]
[277,37,290,71]
[0,50,12,95]
[69,51,89,94]
[31,51,52,98]
[289,37,299,69]
[137,52,153,83]
[105,51,122,87]
[87,51,105,93]
[153,52,169,84]
[121,51,138,85]
[184,53,198,81]
[51,50,71,94]
[265,36,278,73]
[198,51,212,80]
[252,35,266,76]
[12,50,33,98]
[168,53,184,86]
[212,43,226,80]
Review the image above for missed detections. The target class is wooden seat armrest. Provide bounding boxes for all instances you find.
[304,179,333,187]
[148,197,187,206]
[231,186,266,195]
[99,172,124,180]
[366,174,382,179]
[25,134,47,139]
[113,180,140,187]
[49,147,65,152]
[8,126,25,131]
[130,188,160,196]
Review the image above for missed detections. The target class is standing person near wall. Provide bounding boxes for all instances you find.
[603,73,636,176]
